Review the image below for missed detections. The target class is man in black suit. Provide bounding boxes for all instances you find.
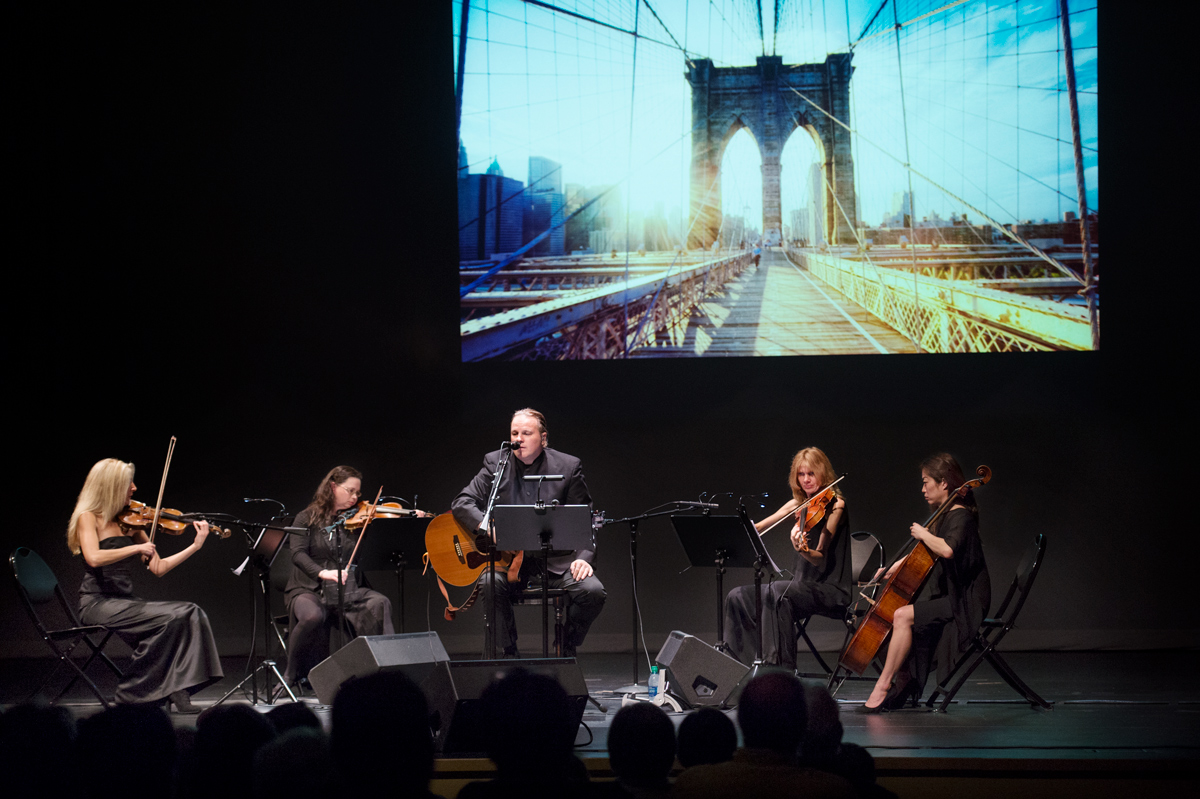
[451,408,606,658]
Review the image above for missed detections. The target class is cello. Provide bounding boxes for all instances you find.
[838,465,992,675]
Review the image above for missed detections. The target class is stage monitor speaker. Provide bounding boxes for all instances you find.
[655,630,748,708]
[426,658,589,755]
[308,632,450,705]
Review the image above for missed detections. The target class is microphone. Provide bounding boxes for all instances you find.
[523,474,563,481]
[676,501,720,508]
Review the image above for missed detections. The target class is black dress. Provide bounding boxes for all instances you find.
[282,508,394,683]
[78,536,223,704]
[908,506,990,693]
[724,504,851,669]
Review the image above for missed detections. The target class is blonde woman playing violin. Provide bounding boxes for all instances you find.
[67,458,223,713]
[724,447,851,671]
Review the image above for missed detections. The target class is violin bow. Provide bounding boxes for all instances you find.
[344,485,384,571]
[147,435,177,548]
[757,473,847,538]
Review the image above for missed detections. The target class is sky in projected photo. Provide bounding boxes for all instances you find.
[455,0,1097,233]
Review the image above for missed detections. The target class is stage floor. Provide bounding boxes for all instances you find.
[4,650,1197,794]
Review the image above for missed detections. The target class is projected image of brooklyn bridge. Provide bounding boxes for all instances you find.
[454,1,1098,360]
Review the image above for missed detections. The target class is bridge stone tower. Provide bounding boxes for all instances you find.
[687,53,856,247]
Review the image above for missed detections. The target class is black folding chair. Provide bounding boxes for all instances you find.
[925,533,1053,711]
[9,546,125,707]
[797,531,884,678]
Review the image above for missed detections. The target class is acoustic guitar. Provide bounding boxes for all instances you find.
[423,512,517,587]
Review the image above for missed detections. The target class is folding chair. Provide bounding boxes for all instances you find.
[925,533,1052,711]
[9,546,125,707]
[796,531,885,678]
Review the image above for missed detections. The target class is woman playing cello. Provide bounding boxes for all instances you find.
[861,453,991,712]
[724,447,851,670]
[68,458,223,713]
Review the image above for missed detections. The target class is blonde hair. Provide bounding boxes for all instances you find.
[67,459,135,555]
[788,447,841,503]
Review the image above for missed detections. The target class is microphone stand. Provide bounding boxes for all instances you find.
[480,443,515,659]
[602,501,719,684]
[330,516,351,652]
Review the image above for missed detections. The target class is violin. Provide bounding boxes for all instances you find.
[757,473,847,539]
[118,499,232,538]
[343,500,431,529]
[798,486,837,533]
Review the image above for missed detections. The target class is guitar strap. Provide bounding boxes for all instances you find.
[423,550,525,621]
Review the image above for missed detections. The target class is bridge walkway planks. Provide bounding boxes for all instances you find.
[634,248,917,356]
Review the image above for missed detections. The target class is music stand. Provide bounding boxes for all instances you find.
[353,516,432,633]
[217,522,298,707]
[670,514,759,651]
[721,502,787,707]
[493,504,594,657]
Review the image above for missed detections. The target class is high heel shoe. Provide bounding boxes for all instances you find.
[857,680,893,714]
[167,690,200,714]
[882,672,917,711]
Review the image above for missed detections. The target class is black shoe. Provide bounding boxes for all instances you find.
[167,690,200,715]
[856,701,886,714]
[502,646,522,659]
[882,673,917,710]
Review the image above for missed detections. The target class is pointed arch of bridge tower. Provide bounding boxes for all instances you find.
[687,53,856,249]
[715,119,764,243]
[780,123,829,245]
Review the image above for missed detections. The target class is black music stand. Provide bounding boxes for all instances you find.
[353,516,432,633]
[670,514,760,652]
[721,501,787,707]
[493,504,594,658]
[217,522,298,707]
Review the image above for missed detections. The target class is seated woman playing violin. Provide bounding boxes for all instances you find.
[724,447,851,671]
[282,466,426,690]
[68,458,223,713]
[860,453,991,712]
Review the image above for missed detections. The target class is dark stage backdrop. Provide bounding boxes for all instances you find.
[6,3,1191,661]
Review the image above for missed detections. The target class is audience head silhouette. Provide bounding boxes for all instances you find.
[802,685,843,762]
[607,702,677,790]
[677,707,737,768]
[189,704,277,796]
[331,670,434,793]
[480,668,578,777]
[77,704,175,799]
[737,671,807,754]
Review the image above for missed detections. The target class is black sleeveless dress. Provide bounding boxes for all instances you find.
[78,536,223,703]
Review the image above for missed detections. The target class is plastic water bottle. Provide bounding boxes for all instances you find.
[648,665,660,700]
